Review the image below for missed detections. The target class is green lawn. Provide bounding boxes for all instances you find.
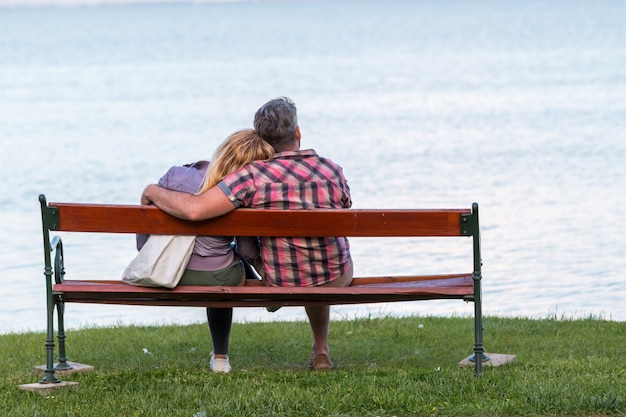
[2,315,624,416]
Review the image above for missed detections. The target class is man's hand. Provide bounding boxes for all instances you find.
[140,184,158,206]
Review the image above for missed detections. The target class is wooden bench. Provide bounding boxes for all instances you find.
[35,193,487,385]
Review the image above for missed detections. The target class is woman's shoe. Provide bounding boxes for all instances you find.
[210,352,231,373]
[307,353,333,371]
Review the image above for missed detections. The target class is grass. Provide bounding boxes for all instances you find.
[1,315,624,416]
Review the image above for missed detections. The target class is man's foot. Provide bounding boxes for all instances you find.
[307,353,333,371]
[210,352,231,373]
[266,305,282,313]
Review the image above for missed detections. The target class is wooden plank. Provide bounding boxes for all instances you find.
[49,203,470,237]
[52,275,474,307]
[54,276,473,295]
[350,273,472,285]
[53,294,470,308]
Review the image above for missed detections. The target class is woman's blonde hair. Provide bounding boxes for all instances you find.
[198,129,274,194]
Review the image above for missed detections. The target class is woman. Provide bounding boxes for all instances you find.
[137,129,274,373]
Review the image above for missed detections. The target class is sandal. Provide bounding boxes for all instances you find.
[308,353,333,371]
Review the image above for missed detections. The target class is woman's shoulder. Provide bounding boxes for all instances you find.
[158,161,210,193]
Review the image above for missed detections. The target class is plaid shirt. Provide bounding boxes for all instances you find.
[218,149,352,287]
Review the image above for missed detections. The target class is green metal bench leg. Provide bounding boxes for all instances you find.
[40,266,60,384]
[469,203,486,376]
[55,302,73,371]
[39,195,62,383]
[472,272,485,376]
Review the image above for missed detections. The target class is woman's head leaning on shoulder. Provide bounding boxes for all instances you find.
[199,129,275,194]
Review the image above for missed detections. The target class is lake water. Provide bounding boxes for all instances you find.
[1,0,625,335]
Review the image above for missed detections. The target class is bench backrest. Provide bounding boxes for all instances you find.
[39,194,482,274]
[39,196,479,238]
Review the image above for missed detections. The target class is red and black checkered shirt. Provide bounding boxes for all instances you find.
[218,149,352,287]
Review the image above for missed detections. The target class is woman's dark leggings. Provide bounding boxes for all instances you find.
[206,307,232,355]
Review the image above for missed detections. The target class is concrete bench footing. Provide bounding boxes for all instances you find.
[19,380,79,394]
[458,353,517,368]
[33,362,94,375]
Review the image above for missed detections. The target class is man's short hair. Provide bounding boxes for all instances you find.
[253,97,298,152]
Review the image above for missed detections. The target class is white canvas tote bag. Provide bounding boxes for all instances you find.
[121,234,196,288]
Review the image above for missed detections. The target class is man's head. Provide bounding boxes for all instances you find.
[253,96,299,152]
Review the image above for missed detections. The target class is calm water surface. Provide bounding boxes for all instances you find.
[1,0,625,334]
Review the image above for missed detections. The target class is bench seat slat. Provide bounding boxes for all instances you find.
[53,274,474,307]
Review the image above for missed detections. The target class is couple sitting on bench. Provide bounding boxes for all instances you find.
[140,97,354,373]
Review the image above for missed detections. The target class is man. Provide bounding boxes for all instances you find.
[141,97,353,370]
